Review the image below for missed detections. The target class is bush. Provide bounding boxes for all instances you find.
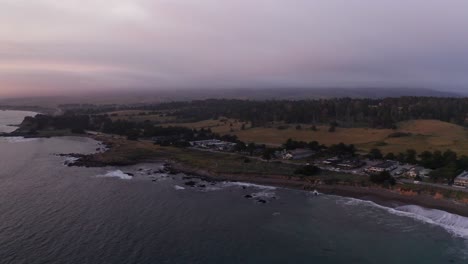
[71,128,85,134]
[294,165,321,176]
[388,132,412,138]
[370,171,396,186]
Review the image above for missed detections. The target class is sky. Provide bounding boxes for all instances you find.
[1,0,468,97]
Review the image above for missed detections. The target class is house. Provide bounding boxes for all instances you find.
[322,157,342,165]
[420,168,432,178]
[406,167,420,178]
[336,159,366,169]
[365,161,398,174]
[454,171,468,187]
[282,149,315,160]
[394,168,408,176]
[283,152,294,160]
[405,167,432,179]
[189,139,236,151]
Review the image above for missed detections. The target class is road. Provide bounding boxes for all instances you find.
[399,179,468,193]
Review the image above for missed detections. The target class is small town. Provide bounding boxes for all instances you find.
[188,138,468,190]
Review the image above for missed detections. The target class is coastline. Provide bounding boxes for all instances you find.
[13,133,468,218]
[166,161,468,217]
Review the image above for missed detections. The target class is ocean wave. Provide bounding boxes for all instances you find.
[219,181,277,190]
[63,156,79,165]
[0,137,38,143]
[251,191,276,199]
[396,205,468,238]
[201,186,223,191]
[185,180,277,192]
[339,197,468,239]
[98,170,133,180]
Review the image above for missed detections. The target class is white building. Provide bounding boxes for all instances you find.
[454,171,468,187]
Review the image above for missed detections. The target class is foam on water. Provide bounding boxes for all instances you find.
[63,156,79,166]
[0,137,38,143]
[340,197,468,239]
[193,181,277,193]
[251,191,276,199]
[219,181,277,190]
[396,205,468,238]
[98,170,133,180]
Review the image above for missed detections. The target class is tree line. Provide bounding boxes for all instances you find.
[81,97,468,128]
[59,97,468,129]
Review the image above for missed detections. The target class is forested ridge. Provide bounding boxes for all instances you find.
[112,97,468,128]
[58,97,468,128]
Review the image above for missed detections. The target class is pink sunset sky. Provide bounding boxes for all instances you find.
[1,0,468,97]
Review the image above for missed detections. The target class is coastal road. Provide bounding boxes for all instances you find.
[399,179,468,193]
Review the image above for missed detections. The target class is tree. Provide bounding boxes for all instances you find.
[126,130,139,141]
[368,148,383,160]
[443,149,458,166]
[261,149,275,161]
[71,128,85,134]
[430,162,459,183]
[328,143,356,156]
[370,171,396,186]
[308,141,320,151]
[294,165,321,176]
[384,152,396,160]
[431,151,444,169]
[418,151,433,168]
[458,155,468,171]
[247,143,256,156]
[234,142,247,152]
[396,152,406,163]
[405,149,417,164]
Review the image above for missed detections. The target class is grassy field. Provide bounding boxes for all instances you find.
[168,119,468,155]
[106,110,176,123]
[164,118,250,134]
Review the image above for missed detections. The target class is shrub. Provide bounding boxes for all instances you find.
[294,165,321,176]
[370,171,396,186]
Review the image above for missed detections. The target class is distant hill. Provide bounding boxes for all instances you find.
[155,87,463,100]
[0,87,463,107]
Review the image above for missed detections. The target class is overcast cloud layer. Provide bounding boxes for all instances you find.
[1,0,468,97]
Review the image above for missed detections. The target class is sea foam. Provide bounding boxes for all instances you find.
[174,185,186,190]
[219,181,277,190]
[340,197,468,239]
[396,205,468,238]
[98,170,133,180]
[63,156,79,166]
[0,137,38,143]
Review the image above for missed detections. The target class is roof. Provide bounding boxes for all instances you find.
[289,149,315,155]
[456,171,468,179]
[372,161,396,169]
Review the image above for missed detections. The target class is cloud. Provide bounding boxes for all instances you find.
[1,0,468,97]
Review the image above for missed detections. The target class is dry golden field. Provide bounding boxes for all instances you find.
[164,119,250,134]
[107,110,176,123]
[169,119,468,155]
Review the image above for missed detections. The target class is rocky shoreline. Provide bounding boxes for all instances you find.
[55,135,468,217]
[163,161,468,217]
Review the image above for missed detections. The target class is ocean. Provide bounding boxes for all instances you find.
[0,110,467,264]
